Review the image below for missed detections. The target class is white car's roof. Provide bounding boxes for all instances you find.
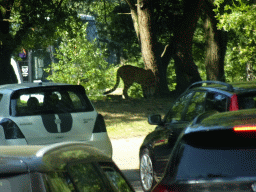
[0,83,71,94]
[0,142,111,172]
[0,142,98,157]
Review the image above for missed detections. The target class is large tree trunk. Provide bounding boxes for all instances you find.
[158,43,174,95]
[203,0,227,81]
[0,49,17,85]
[137,0,159,95]
[0,0,18,85]
[125,0,170,97]
[173,0,203,94]
[0,21,18,84]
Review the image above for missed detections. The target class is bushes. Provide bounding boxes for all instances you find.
[45,24,116,100]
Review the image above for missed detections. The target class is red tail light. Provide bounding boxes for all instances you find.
[234,125,256,132]
[229,94,239,111]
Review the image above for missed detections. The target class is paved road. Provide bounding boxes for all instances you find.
[111,136,145,192]
[122,169,142,192]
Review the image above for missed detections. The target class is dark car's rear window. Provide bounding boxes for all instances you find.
[169,129,256,182]
[173,143,256,181]
[166,127,256,182]
[10,86,94,116]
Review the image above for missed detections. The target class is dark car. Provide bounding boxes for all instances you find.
[152,109,256,192]
[0,142,134,192]
[139,81,256,191]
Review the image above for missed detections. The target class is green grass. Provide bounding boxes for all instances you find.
[106,120,154,138]
[92,98,175,139]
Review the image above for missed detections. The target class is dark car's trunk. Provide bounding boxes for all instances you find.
[170,180,256,191]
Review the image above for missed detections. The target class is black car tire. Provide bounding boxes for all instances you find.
[140,148,156,192]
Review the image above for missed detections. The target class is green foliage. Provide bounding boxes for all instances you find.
[128,82,144,98]
[82,1,141,62]
[214,0,256,81]
[71,1,140,62]
[73,0,120,22]
[45,23,114,100]
[103,3,141,62]
[126,59,144,98]
[2,0,78,54]
[167,60,176,91]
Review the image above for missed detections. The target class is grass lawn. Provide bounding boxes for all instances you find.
[92,98,175,139]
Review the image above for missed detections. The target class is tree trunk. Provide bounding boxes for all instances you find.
[0,21,18,84]
[125,0,170,97]
[158,43,174,95]
[137,0,160,95]
[173,0,203,93]
[0,48,17,85]
[203,0,227,81]
[1,1,19,85]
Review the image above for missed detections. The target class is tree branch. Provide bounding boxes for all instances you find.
[123,0,140,43]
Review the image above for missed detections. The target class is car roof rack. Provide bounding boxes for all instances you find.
[188,81,234,92]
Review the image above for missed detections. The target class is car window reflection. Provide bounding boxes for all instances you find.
[43,172,75,192]
[101,165,133,192]
[184,91,206,122]
[68,163,108,192]
[165,92,193,123]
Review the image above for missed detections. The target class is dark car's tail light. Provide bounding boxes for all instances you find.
[0,118,25,139]
[234,125,256,132]
[92,114,107,133]
[229,94,239,111]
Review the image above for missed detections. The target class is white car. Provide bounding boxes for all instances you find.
[0,82,112,157]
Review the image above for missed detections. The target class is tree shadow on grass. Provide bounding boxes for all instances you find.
[93,98,174,120]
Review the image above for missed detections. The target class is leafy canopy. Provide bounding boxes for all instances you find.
[214,0,256,81]
[0,0,79,55]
